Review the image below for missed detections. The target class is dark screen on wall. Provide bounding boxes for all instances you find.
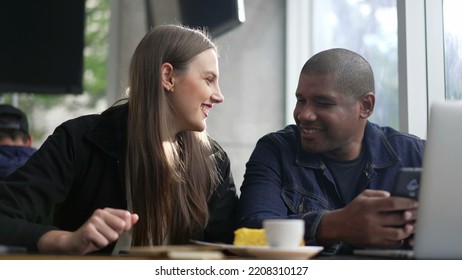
[179,0,244,38]
[0,0,85,94]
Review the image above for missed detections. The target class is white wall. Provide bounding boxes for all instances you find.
[208,0,286,192]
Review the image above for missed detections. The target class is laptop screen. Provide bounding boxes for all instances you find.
[414,101,462,259]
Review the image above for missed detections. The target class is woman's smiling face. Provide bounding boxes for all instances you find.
[168,48,224,134]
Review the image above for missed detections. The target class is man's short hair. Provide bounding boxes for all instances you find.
[301,48,375,100]
[0,104,29,134]
[0,104,30,143]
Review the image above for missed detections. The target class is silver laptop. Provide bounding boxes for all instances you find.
[355,101,462,259]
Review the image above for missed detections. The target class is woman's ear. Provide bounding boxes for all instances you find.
[161,62,175,91]
[360,92,375,119]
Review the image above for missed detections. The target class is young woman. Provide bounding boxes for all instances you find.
[0,24,237,255]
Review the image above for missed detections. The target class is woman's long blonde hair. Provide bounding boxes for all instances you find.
[126,25,221,245]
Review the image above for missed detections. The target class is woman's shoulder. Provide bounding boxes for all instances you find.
[55,104,127,136]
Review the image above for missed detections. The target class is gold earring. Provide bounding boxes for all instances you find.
[169,87,174,92]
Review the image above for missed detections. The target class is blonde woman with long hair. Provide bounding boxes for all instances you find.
[0,25,237,255]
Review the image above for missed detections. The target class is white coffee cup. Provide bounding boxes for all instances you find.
[263,219,305,248]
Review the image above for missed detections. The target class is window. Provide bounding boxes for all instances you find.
[286,0,398,128]
[443,0,462,100]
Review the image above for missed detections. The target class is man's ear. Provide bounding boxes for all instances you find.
[25,135,33,147]
[360,92,375,119]
[161,62,175,91]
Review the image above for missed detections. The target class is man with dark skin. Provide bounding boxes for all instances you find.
[238,48,423,254]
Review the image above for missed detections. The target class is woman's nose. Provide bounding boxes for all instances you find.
[211,86,224,103]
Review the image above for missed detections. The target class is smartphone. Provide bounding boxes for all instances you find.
[391,167,422,199]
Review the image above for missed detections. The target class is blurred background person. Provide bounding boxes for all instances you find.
[0,104,36,179]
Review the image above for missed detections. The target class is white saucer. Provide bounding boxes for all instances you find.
[191,240,323,260]
[244,246,324,260]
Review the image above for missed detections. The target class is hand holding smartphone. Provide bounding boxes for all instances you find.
[391,167,421,249]
[391,167,422,199]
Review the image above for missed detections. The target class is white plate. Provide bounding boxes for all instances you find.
[191,240,323,259]
[124,245,225,259]
[244,246,324,260]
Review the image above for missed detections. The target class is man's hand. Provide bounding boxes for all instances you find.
[37,208,139,255]
[317,189,418,248]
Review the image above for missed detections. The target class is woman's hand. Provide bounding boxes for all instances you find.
[37,208,139,255]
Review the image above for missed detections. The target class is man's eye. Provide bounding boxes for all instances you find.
[316,102,334,107]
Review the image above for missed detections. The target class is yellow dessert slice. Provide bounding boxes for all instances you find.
[233,228,268,246]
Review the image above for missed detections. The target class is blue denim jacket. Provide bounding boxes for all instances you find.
[237,122,425,254]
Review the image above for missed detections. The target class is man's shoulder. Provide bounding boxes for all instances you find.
[261,124,299,140]
[368,122,425,144]
[0,145,36,158]
[365,122,425,167]
[366,122,425,162]
[249,125,301,157]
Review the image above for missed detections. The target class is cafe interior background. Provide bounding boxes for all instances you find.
[0,0,460,192]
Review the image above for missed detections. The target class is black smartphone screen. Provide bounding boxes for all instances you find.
[391,167,422,199]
